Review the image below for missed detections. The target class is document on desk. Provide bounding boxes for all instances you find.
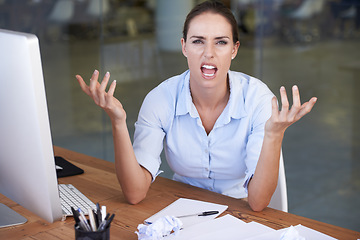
[245,224,337,240]
[144,198,337,240]
[166,214,274,240]
[165,214,337,240]
[144,198,228,228]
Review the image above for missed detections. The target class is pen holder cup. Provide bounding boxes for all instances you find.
[75,224,110,240]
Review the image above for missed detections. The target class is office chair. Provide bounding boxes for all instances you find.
[268,150,288,212]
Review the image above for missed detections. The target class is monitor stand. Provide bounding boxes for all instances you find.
[0,203,27,228]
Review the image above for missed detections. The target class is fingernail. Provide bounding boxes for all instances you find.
[94,69,98,75]
[105,71,110,77]
[280,86,285,90]
[293,85,298,90]
[113,80,117,84]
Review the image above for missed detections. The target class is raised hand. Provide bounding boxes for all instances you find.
[266,85,317,137]
[76,70,126,123]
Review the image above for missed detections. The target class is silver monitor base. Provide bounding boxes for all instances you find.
[0,203,27,228]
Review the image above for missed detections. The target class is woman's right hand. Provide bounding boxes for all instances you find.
[77,70,151,204]
[76,70,126,123]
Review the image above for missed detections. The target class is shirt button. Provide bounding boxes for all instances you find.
[205,149,209,154]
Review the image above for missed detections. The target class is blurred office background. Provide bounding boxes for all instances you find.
[1,0,359,231]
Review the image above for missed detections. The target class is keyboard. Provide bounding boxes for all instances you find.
[58,184,96,216]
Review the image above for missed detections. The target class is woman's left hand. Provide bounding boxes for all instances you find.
[265,85,317,137]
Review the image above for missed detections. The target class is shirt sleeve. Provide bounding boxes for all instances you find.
[133,83,171,181]
[243,83,274,193]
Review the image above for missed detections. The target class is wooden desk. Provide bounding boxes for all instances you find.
[1,146,359,239]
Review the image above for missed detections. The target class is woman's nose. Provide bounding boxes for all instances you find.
[203,43,215,59]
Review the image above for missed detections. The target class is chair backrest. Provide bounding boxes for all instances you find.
[268,150,288,212]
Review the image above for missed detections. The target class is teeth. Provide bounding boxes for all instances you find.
[203,73,215,77]
[202,65,215,69]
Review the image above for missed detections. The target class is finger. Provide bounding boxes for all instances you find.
[89,69,100,93]
[75,75,91,96]
[99,72,110,92]
[288,85,301,121]
[291,85,301,108]
[270,96,279,121]
[105,80,117,107]
[89,70,100,103]
[107,80,117,97]
[98,72,110,106]
[295,97,317,121]
[279,86,289,119]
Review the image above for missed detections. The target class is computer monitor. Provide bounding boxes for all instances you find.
[0,29,63,227]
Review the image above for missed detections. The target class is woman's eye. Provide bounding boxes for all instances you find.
[192,39,203,44]
[217,40,228,45]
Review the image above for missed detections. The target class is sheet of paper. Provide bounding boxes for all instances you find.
[293,225,337,240]
[144,198,228,229]
[244,224,337,240]
[166,214,275,240]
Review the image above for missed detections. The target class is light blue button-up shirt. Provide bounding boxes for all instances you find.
[133,70,274,198]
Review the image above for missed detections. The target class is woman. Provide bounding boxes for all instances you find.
[76,1,317,211]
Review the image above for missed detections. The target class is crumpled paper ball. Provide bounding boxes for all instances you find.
[280,225,305,240]
[135,215,183,240]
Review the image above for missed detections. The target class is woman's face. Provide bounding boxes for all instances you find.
[181,12,239,89]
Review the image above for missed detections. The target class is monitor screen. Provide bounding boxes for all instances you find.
[0,29,63,225]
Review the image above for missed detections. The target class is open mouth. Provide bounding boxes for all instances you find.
[201,64,217,78]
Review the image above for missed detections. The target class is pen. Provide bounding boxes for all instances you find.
[93,209,99,228]
[98,213,110,230]
[96,203,102,227]
[101,206,107,222]
[78,208,91,231]
[104,213,110,222]
[88,208,97,231]
[102,213,115,230]
[71,207,80,225]
[176,211,219,218]
[98,213,115,231]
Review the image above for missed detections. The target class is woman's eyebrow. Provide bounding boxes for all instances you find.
[189,36,230,40]
[214,36,230,40]
[189,35,205,40]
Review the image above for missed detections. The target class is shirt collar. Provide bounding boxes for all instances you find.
[175,70,247,120]
[227,70,247,120]
[176,70,195,117]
